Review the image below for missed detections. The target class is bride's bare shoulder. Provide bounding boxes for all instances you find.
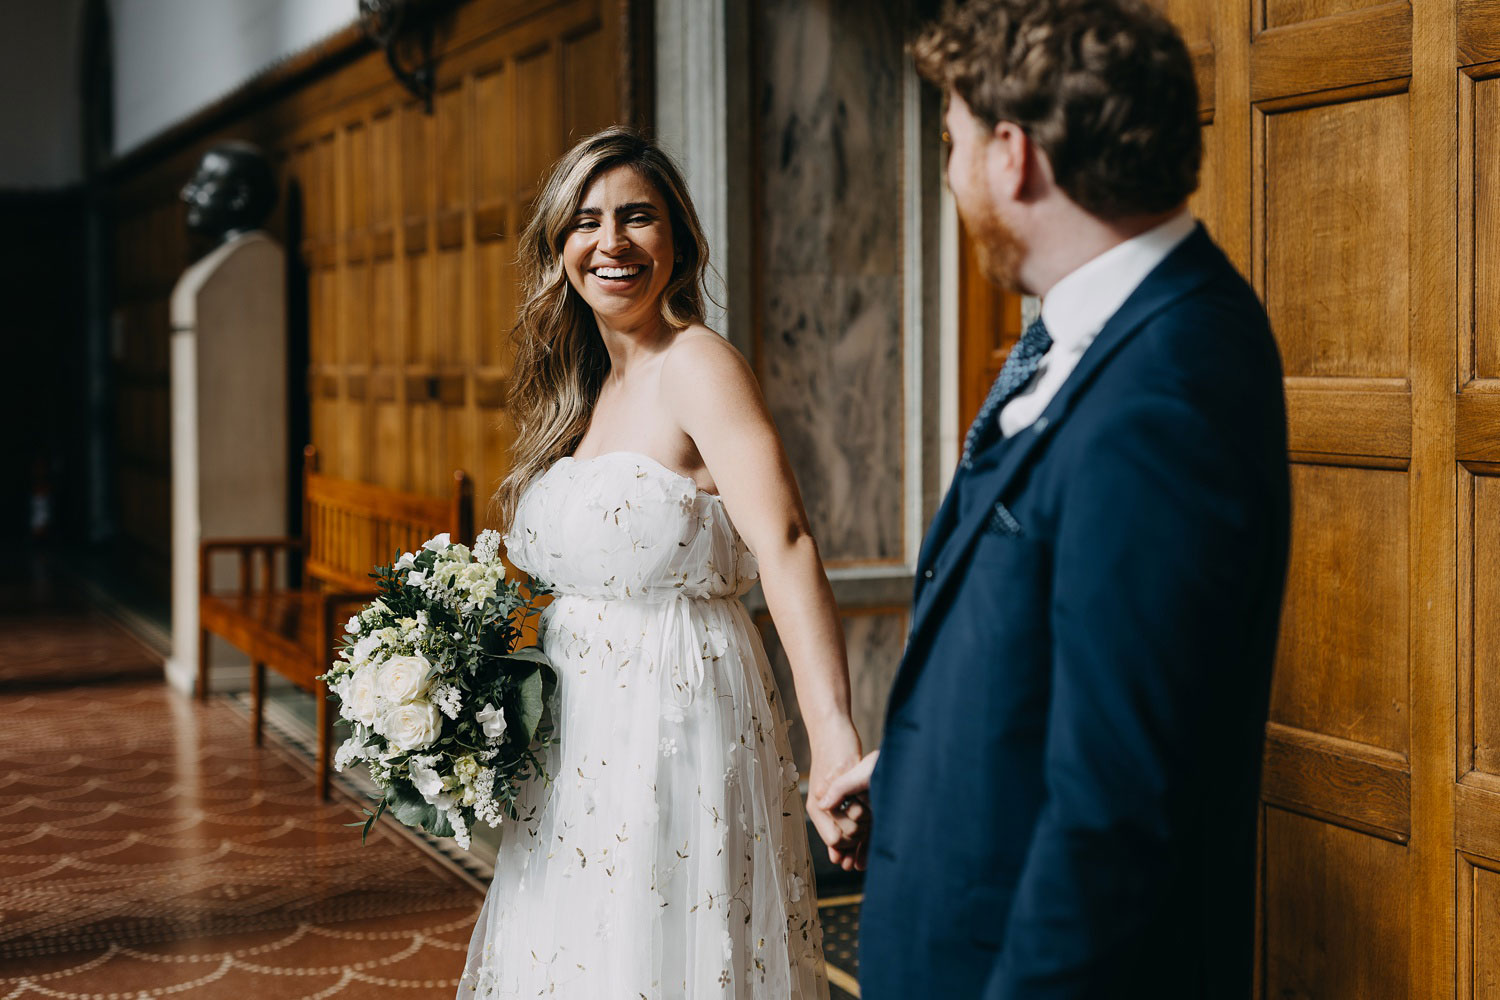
[659,324,766,428]
[661,324,752,380]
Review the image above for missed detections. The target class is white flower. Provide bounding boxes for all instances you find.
[432,682,462,720]
[408,755,445,803]
[787,872,805,903]
[378,654,434,703]
[394,551,416,571]
[381,700,443,751]
[406,569,427,587]
[344,615,361,635]
[423,533,451,552]
[449,807,470,849]
[344,665,381,726]
[333,737,364,772]
[661,702,685,725]
[659,737,679,757]
[476,703,508,740]
[474,529,502,563]
[351,632,382,666]
[722,933,734,961]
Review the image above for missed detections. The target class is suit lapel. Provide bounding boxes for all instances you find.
[899,226,1223,674]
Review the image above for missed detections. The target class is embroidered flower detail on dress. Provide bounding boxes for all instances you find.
[659,737,679,757]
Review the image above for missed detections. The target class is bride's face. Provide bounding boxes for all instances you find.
[562,165,676,331]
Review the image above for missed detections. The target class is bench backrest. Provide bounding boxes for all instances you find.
[302,446,474,592]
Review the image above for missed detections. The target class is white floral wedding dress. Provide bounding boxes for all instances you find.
[458,451,828,999]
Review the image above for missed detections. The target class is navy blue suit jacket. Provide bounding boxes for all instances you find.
[859,227,1289,999]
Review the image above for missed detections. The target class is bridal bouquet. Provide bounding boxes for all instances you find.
[320,529,555,849]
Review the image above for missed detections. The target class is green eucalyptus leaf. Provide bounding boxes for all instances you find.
[515,667,545,742]
[427,809,455,838]
[385,779,437,830]
[498,646,551,669]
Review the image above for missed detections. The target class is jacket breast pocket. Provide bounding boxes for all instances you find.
[986,500,1024,536]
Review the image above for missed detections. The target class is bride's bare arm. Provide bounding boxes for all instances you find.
[660,330,868,863]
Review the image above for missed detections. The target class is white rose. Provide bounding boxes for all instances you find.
[344,665,381,726]
[475,703,508,740]
[381,700,443,751]
[378,654,434,703]
[408,755,445,803]
[422,533,451,552]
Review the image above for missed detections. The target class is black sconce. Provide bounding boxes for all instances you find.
[357,0,458,114]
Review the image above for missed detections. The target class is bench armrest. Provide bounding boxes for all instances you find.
[199,537,307,596]
[200,536,304,553]
[313,589,382,668]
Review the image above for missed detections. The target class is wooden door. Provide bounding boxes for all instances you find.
[957,222,1023,433]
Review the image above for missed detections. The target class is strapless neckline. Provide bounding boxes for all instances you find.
[560,450,723,502]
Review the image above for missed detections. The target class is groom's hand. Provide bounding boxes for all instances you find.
[815,750,879,871]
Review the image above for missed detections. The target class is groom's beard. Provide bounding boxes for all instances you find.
[964,200,1026,294]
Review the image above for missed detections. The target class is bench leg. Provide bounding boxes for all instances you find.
[250,661,265,746]
[197,629,210,702]
[315,678,331,802]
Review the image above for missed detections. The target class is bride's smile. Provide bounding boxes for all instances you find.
[562,165,677,333]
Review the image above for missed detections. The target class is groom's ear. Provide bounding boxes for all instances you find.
[988,121,1032,203]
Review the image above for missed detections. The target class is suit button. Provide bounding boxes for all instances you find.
[923,569,933,579]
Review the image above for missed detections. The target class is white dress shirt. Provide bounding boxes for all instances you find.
[998,210,1197,439]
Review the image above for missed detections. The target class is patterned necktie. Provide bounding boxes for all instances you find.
[961,316,1053,469]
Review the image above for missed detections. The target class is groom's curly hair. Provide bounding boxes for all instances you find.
[913,0,1201,219]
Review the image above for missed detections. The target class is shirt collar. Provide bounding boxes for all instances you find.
[1039,209,1197,353]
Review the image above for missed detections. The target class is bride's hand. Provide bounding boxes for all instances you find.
[805,721,870,870]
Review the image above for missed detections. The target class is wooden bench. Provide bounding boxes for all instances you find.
[198,445,473,798]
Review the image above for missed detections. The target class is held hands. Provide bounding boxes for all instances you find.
[813,749,879,872]
[805,721,879,872]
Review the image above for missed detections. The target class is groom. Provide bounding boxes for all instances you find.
[820,1,1290,997]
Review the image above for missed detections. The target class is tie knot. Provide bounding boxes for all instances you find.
[1017,316,1051,359]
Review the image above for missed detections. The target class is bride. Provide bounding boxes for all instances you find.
[458,127,866,999]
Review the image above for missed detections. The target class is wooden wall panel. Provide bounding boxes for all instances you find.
[1263,807,1411,999]
[1471,75,1500,381]
[106,0,644,594]
[1472,472,1500,777]
[1188,122,1218,238]
[1474,863,1500,998]
[1264,94,1409,380]
[1271,463,1409,753]
[1264,0,1390,30]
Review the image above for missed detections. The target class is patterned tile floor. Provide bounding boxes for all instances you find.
[0,680,484,997]
[0,555,868,997]
[818,897,862,999]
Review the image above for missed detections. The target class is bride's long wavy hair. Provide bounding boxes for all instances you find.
[493,127,711,526]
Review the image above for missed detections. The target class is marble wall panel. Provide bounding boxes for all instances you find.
[755,0,909,564]
[760,610,908,777]
[762,276,904,561]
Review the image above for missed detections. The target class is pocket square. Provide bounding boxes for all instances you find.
[986,501,1024,536]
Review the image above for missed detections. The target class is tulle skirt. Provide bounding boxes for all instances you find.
[457,592,828,999]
